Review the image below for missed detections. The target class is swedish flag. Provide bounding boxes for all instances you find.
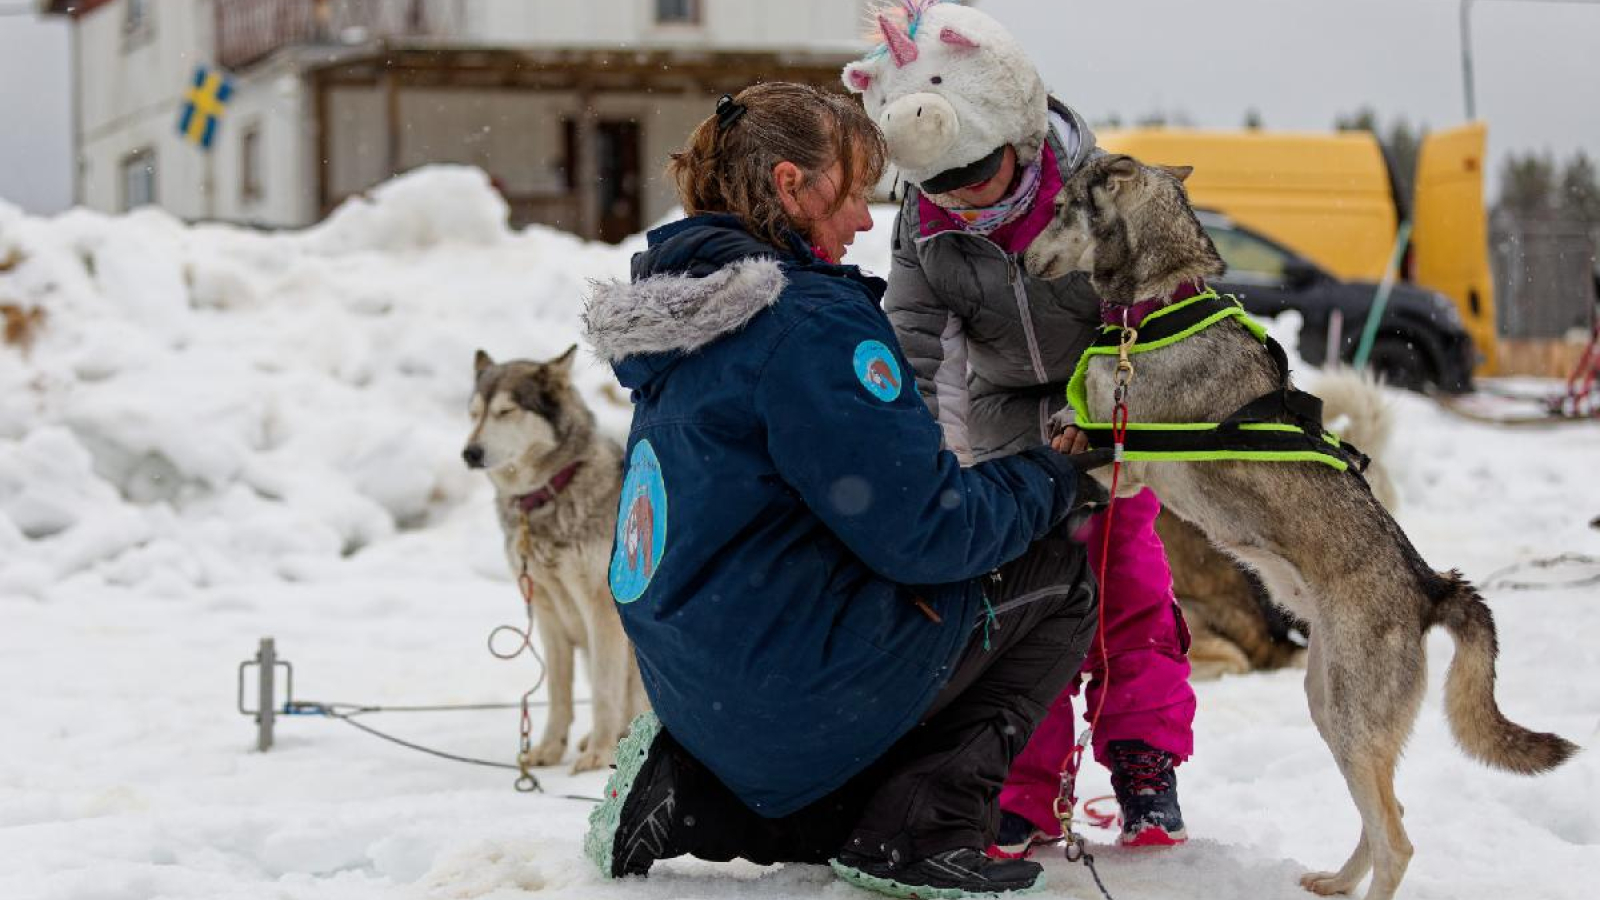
[178,66,233,149]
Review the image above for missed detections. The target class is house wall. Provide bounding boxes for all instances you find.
[323,86,706,228]
[461,0,867,53]
[210,61,318,226]
[77,0,213,217]
[323,87,573,201]
[67,0,871,232]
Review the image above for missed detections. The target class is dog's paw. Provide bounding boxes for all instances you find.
[1299,871,1358,896]
[520,739,567,769]
[570,737,617,774]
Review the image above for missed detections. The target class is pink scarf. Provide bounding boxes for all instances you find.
[919,142,1064,255]
[933,156,1043,235]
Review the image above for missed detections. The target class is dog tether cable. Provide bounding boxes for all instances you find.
[280,699,602,804]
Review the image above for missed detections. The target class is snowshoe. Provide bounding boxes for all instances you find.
[584,711,680,878]
[832,846,1045,898]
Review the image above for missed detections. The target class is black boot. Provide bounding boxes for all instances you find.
[832,846,1045,898]
[1108,739,1188,847]
[987,810,1060,860]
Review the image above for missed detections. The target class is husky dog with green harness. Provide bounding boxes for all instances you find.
[1026,153,1577,900]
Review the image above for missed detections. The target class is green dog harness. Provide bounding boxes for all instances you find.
[1065,288,1369,472]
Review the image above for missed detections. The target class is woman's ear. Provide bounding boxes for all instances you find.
[773,160,806,219]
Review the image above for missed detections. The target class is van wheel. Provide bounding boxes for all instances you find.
[1366,337,1434,392]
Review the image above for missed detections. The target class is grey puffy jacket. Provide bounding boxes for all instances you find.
[886,100,1104,462]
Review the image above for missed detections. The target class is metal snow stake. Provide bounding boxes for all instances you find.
[237,637,294,751]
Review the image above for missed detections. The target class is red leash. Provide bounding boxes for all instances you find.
[1054,315,1138,857]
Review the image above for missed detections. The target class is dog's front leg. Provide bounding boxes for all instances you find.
[568,566,635,773]
[523,611,575,768]
[572,612,634,773]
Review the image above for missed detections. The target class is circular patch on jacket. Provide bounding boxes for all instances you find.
[610,439,667,604]
[853,340,903,402]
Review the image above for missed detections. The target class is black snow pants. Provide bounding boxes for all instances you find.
[643,521,1098,866]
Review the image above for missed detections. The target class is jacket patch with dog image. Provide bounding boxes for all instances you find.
[853,340,903,402]
[610,439,667,604]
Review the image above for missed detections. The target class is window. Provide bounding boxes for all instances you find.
[656,0,701,25]
[122,0,154,49]
[241,124,263,203]
[1206,224,1291,283]
[121,148,157,211]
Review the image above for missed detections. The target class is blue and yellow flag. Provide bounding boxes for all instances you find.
[178,66,233,149]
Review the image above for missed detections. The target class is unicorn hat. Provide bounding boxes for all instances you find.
[843,1,1048,193]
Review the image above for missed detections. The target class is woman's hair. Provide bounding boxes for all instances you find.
[667,82,887,249]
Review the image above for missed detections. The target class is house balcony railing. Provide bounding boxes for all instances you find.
[215,0,465,70]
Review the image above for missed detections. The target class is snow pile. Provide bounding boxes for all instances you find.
[0,167,637,598]
[2,176,1597,900]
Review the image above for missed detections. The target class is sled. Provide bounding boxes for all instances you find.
[1439,324,1600,426]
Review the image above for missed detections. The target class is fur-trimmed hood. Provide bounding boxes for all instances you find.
[582,214,801,389]
[583,256,786,365]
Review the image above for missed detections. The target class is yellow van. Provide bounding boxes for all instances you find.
[1098,124,1498,373]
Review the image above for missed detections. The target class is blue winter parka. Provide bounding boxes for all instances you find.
[582,214,1081,817]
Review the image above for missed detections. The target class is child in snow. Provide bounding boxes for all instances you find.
[581,82,1109,898]
[844,0,1197,852]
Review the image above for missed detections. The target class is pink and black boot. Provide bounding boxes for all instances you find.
[1108,740,1188,847]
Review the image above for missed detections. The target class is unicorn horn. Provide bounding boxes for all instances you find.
[878,13,919,67]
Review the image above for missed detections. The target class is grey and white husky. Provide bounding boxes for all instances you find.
[1173,367,1401,680]
[1025,154,1576,900]
[463,346,647,773]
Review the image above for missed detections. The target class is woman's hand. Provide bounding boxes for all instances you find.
[1050,425,1091,455]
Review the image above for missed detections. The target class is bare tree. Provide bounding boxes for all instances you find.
[1497,152,1559,217]
[1560,151,1600,224]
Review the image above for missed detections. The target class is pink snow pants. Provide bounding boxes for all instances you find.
[998,487,1196,833]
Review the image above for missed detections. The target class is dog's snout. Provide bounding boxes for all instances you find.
[462,444,485,469]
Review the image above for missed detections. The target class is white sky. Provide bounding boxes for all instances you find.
[985,0,1599,194]
[0,11,72,215]
[0,0,1596,215]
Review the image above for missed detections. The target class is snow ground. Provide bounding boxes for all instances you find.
[1,169,1597,900]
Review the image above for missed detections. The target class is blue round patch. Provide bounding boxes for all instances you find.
[853,340,903,402]
[610,439,668,604]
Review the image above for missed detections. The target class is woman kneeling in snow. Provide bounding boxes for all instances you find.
[579,81,1105,898]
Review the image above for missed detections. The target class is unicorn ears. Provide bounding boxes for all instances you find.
[843,61,874,94]
[939,26,979,50]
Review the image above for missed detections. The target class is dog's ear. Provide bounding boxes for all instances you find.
[547,344,579,378]
[474,349,494,374]
[1102,155,1141,194]
[1159,164,1194,183]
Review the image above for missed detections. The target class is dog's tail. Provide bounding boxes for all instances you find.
[1431,571,1578,774]
[1312,367,1398,510]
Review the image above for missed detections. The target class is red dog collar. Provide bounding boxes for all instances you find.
[512,461,585,514]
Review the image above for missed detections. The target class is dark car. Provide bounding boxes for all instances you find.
[1199,210,1476,393]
